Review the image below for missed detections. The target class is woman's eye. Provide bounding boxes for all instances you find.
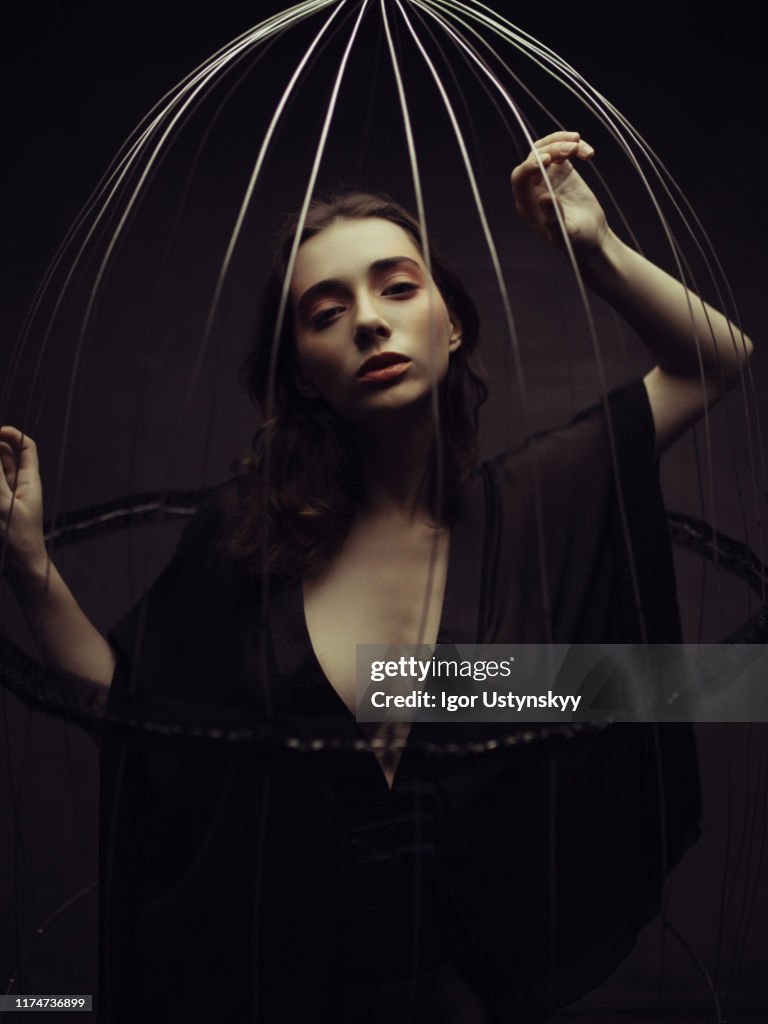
[383,281,418,297]
[311,307,344,329]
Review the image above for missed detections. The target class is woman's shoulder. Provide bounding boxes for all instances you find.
[480,378,654,482]
[175,476,244,556]
[107,476,255,686]
[193,475,244,520]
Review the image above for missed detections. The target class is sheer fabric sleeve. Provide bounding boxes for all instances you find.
[104,477,265,725]
[480,377,681,644]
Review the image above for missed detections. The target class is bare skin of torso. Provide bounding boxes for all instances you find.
[303,510,449,789]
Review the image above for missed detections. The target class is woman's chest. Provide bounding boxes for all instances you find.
[302,517,450,717]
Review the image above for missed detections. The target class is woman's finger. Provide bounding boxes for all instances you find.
[520,138,593,173]
[0,426,39,475]
[528,129,580,149]
[511,150,551,189]
[511,139,594,195]
[0,440,19,492]
[0,445,14,500]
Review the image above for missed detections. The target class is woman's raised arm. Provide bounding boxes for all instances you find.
[510,130,754,456]
[1,426,116,701]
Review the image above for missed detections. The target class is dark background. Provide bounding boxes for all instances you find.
[1,1,767,1019]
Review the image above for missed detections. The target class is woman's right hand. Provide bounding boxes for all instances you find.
[0,426,47,576]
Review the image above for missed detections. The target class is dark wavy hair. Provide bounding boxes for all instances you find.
[220,190,488,577]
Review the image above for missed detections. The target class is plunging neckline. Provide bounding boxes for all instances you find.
[267,468,487,788]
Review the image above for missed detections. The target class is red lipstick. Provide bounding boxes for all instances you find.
[356,352,411,383]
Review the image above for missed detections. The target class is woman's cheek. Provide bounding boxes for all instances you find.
[312,347,354,396]
[418,309,452,364]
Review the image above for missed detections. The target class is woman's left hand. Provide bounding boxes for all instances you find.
[510,130,608,262]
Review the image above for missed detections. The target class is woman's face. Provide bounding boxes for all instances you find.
[290,217,462,421]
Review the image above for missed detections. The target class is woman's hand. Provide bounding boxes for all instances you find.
[1,424,116,697]
[510,130,608,262]
[0,426,47,576]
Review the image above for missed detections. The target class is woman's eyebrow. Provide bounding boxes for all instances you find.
[297,277,349,316]
[368,256,423,275]
[297,257,423,316]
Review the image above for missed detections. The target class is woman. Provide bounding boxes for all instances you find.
[0,131,753,1022]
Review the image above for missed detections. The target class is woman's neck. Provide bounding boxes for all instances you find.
[355,403,439,520]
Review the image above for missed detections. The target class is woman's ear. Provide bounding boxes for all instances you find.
[448,311,463,353]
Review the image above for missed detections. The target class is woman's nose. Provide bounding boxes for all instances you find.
[354,296,391,345]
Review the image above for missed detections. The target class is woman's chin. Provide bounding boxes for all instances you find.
[345,385,437,422]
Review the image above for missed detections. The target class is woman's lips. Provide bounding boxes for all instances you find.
[357,359,412,383]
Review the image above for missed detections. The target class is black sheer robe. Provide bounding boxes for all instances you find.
[99,379,701,1022]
